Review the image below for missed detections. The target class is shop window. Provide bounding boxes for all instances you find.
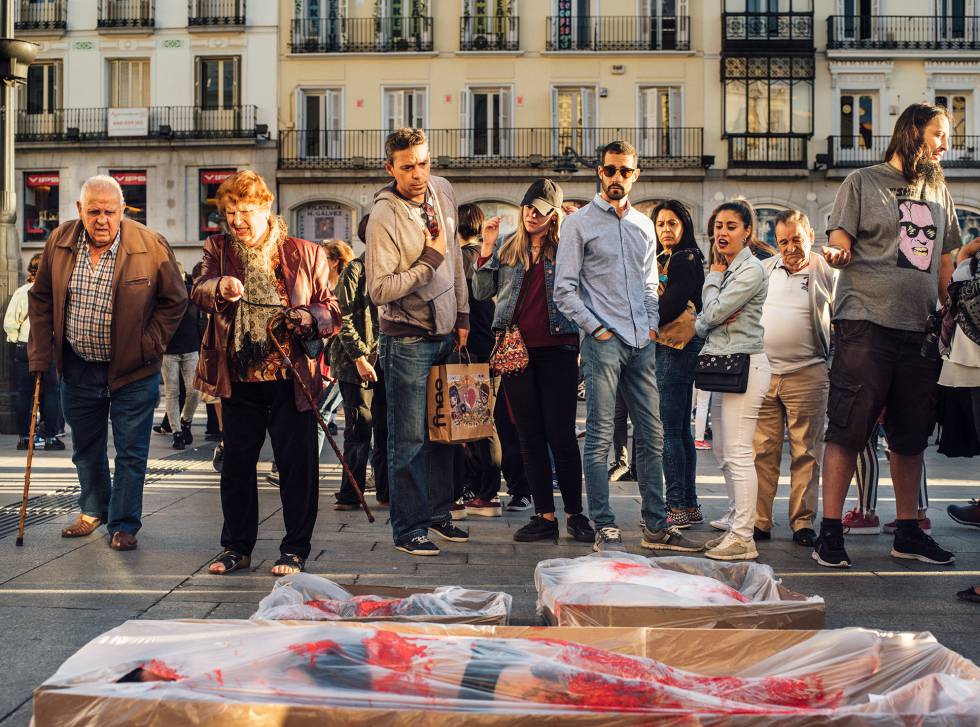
[199,169,236,239]
[110,170,147,226]
[24,171,59,242]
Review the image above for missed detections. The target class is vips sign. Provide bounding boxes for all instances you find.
[427,360,495,444]
[107,108,149,137]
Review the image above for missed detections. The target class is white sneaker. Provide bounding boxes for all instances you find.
[705,532,758,561]
[705,532,727,549]
[709,518,731,532]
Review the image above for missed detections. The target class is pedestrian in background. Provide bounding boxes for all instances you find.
[162,263,202,450]
[29,175,187,551]
[474,179,593,544]
[697,200,771,561]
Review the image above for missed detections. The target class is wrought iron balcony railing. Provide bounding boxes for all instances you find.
[98,0,155,29]
[460,15,519,51]
[722,11,814,52]
[291,16,434,53]
[188,0,245,26]
[727,134,809,168]
[545,15,690,52]
[279,127,704,171]
[16,106,258,141]
[827,15,980,50]
[826,135,980,168]
[14,0,67,31]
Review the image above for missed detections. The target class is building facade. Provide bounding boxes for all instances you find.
[15,0,278,270]
[276,0,980,252]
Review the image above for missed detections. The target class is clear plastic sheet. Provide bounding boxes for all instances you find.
[251,574,512,624]
[535,552,825,628]
[35,620,979,726]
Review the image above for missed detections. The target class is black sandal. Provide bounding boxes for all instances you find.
[208,550,251,575]
[271,553,305,576]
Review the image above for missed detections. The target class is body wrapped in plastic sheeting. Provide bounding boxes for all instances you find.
[535,552,825,628]
[34,620,980,726]
[251,574,512,624]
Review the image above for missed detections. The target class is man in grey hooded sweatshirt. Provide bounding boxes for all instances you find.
[366,127,470,556]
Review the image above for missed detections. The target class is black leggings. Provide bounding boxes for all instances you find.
[502,345,583,515]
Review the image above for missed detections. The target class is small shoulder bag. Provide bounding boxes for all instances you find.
[489,260,536,376]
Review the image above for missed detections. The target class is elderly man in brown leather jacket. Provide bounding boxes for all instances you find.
[28,175,187,551]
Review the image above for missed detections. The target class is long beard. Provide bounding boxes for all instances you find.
[913,155,944,187]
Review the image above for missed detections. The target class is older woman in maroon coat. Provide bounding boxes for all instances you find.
[193,170,341,576]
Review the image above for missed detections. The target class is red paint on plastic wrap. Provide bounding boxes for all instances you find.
[142,659,185,681]
[288,639,342,668]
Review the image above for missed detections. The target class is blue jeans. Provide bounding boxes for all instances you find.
[380,333,455,543]
[581,334,667,531]
[656,337,704,509]
[60,345,159,535]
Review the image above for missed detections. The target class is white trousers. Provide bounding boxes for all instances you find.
[710,353,772,541]
[694,387,711,440]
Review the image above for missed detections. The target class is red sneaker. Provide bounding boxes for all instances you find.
[842,507,881,535]
[883,517,932,535]
[464,498,502,517]
[694,439,711,450]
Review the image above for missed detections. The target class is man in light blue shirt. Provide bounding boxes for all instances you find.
[555,140,703,554]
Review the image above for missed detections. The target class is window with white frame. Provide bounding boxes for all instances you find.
[300,88,343,158]
[22,60,60,114]
[639,86,681,157]
[197,57,240,110]
[383,87,426,132]
[461,86,512,157]
[551,85,596,156]
[109,58,150,108]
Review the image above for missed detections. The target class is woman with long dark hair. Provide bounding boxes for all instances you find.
[651,200,706,528]
[696,200,771,561]
[473,179,594,544]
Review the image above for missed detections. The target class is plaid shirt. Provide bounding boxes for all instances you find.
[65,230,120,362]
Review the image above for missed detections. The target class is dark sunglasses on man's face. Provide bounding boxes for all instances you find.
[420,201,440,238]
[600,165,636,178]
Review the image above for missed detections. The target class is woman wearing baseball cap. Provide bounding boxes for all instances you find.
[472,179,593,545]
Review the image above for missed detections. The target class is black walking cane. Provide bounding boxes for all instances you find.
[265,310,375,524]
[16,374,42,546]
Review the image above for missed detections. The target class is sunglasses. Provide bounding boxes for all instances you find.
[900,222,937,240]
[600,165,636,178]
[420,201,440,238]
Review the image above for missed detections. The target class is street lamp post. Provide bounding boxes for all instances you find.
[554,146,601,193]
[0,0,38,431]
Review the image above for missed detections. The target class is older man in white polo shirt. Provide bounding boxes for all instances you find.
[753,210,837,547]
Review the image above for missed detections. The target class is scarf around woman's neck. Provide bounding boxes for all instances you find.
[230,215,290,379]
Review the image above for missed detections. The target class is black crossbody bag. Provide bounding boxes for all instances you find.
[694,353,750,394]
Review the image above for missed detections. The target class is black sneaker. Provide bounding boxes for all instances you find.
[593,525,625,552]
[395,535,440,556]
[607,463,630,482]
[44,437,66,451]
[204,432,222,442]
[792,528,816,547]
[687,504,705,524]
[16,437,29,450]
[891,528,955,565]
[753,526,771,541]
[172,432,185,451]
[566,513,595,543]
[211,443,224,473]
[180,419,193,446]
[153,421,173,435]
[506,495,532,512]
[514,515,559,543]
[430,521,469,543]
[812,530,851,568]
[947,499,980,528]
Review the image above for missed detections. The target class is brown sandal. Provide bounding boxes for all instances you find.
[61,515,103,538]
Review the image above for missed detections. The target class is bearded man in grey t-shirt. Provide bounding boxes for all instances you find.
[814,103,961,570]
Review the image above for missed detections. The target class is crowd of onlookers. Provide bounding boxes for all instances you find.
[10,102,980,604]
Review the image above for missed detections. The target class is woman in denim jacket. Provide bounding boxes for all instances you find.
[473,179,594,545]
[695,200,771,562]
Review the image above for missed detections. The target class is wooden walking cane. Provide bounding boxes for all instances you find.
[266,312,375,524]
[16,374,42,546]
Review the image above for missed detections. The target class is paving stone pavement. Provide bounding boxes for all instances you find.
[0,406,976,725]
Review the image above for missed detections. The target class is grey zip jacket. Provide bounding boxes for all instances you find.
[695,245,767,355]
[365,175,469,336]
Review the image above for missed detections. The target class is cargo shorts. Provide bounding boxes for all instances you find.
[825,319,941,455]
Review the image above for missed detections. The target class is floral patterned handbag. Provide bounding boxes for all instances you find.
[489,261,535,376]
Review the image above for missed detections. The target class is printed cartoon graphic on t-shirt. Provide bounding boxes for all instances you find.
[896,199,937,272]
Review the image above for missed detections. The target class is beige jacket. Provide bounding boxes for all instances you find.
[365,175,469,336]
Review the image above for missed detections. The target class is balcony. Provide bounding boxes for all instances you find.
[545,16,690,52]
[14,0,67,32]
[98,0,154,30]
[278,127,704,171]
[290,16,433,53]
[16,106,258,142]
[460,15,519,51]
[722,11,814,53]
[188,0,245,28]
[826,135,980,168]
[728,134,809,169]
[827,15,980,51]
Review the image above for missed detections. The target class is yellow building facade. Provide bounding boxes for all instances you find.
[276,0,980,251]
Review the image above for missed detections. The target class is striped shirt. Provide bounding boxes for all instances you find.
[65,230,120,362]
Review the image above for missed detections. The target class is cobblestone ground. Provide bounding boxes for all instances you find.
[0,404,976,725]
